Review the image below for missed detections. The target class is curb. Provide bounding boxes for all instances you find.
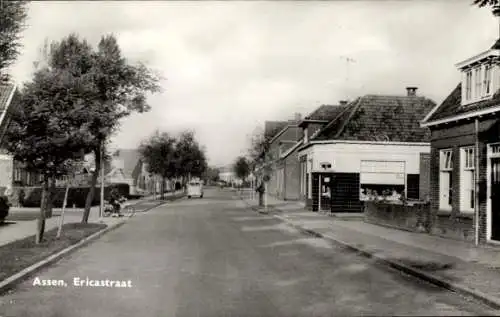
[272,214,500,310]
[0,220,126,295]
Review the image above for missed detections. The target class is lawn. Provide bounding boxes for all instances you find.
[0,223,106,282]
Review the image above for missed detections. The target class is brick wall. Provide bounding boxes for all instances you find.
[284,150,301,200]
[406,174,420,200]
[419,152,430,201]
[364,201,431,233]
[330,172,363,213]
[429,119,495,243]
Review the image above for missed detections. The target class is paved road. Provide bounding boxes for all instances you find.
[0,189,497,316]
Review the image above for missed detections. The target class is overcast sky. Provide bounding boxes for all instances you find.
[9,1,500,167]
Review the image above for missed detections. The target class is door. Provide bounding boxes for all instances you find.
[319,174,332,211]
[491,158,500,240]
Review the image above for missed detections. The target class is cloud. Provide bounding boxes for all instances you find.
[9,1,500,166]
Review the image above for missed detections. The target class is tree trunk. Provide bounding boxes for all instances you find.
[45,176,56,218]
[36,175,49,244]
[82,147,101,224]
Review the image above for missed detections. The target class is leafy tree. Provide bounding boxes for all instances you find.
[139,130,177,199]
[473,0,498,7]
[4,66,92,244]
[77,34,162,223]
[202,166,220,183]
[233,156,250,185]
[174,130,207,183]
[248,127,274,184]
[0,0,28,81]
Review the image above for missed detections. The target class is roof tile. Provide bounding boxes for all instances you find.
[315,95,435,142]
[424,83,500,123]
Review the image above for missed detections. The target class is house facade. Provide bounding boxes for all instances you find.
[299,89,435,213]
[420,38,500,244]
[266,114,303,199]
[105,149,151,196]
[297,103,350,208]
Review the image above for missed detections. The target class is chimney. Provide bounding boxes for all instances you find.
[406,87,418,97]
[339,100,348,106]
[493,5,500,39]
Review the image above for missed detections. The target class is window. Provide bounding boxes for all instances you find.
[14,168,21,182]
[466,70,472,100]
[439,150,453,210]
[359,161,405,201]
[475,67,482,98]
[460,147,475,212]
[484,64,492,95]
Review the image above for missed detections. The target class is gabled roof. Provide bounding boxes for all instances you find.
[264,121,288,139]
[421,83,500,126]
[298,105,345,127]
[280,140,304,159]
[112,149,142,178]
[314,94,435,142]
[0,84,17,145]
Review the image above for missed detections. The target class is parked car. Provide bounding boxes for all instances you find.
[187,181,204,199]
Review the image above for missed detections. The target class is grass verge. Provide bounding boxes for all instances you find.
[0,222,106,281]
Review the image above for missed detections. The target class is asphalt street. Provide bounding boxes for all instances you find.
[0,188,497,316]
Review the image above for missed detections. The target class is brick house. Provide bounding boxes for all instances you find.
[299,88,435,213]
[0,84,45,190]
[271,114,303,200]
[420,38,500,244]
[261,120,288,194]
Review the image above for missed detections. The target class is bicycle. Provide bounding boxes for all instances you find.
[124,205,136,218]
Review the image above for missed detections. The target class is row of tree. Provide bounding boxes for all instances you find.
[1,2,162,243]
[138,130,207,199]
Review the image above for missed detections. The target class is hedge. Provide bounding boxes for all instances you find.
[11,183,131,208]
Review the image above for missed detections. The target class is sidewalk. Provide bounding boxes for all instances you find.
[238,190,500,309]
[0,191,184,248]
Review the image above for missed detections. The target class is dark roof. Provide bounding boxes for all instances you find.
[314,94,435,142]
[423,83,500,123]
[492,38,500,50]
[305,105,344,121]
[264,121,288,139]
[299,104,347,128]
[0,85,14,112]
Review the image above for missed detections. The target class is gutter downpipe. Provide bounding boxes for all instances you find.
[475,118,480,246]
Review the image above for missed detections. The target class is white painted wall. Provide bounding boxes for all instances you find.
[308,143,429,174]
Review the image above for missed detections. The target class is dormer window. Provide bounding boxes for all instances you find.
[457,48,499,106]
[475,67,482,98]
[466,70,472,100]
[484,64,492,95]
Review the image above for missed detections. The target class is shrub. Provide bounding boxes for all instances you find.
[0,196,9,223]
[18,189,25,207]
[12,183,130,208]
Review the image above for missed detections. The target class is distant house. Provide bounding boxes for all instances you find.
[219,166,237,184]
[298,88,435,213]
[0,84,21,190]
[420,37,500,244]
[265,115,303,199]
[105,149,153,196]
